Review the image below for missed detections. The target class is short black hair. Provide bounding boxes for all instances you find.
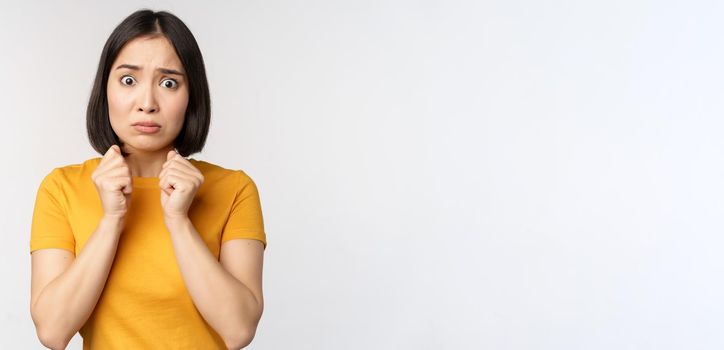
[86,9,210,157]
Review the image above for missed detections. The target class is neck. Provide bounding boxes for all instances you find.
[122,145,174,177]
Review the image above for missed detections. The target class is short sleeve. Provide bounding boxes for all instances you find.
[221,171,267,250]
[30,168,76,255]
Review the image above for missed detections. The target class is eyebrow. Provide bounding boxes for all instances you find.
[115,64,185,77]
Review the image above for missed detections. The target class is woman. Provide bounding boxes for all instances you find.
[29,9,266,350]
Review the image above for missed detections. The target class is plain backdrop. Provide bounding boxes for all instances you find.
[2,0,723,349]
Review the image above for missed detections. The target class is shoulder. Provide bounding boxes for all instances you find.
[188,158,258,189]
[39,157,102,188]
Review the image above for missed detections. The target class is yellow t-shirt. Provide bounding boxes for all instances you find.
[30,157,267,349]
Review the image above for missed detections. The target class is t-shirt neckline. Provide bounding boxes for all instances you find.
[132,176,160,189]
[90,157,194,189]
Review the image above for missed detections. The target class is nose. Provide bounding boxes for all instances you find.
[137,83,159,113]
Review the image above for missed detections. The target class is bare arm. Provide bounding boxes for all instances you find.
[165,217,264,350]
[30,216,124,350]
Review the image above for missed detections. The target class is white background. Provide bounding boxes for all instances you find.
[2,0,723,349]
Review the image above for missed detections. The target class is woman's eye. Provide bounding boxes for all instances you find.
[120,75,136,86]
[161,78,178,89]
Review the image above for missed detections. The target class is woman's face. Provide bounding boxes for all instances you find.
[107,35,189,154]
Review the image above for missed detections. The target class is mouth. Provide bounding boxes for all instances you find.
[132,121,161,127]
[132,120,161,134]
[133,123,161,134]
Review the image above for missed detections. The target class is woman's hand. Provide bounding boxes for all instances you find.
[159,149,204,221]
[91,145,132,220]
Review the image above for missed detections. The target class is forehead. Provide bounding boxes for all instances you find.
[112,35,184,71]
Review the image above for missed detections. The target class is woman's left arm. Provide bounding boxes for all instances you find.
[165,217,264,350]
[158,150,264,349]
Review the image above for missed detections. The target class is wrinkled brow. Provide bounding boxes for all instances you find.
[115,64,185,77]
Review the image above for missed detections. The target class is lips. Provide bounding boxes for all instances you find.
[132,121,161,134]
[133,121,161,127]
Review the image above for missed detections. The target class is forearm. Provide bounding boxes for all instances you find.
[32,216,124,348]
[165,217,261,349]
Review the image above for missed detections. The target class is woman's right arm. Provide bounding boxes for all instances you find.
[30,215,124,350]
[31,144,132,350]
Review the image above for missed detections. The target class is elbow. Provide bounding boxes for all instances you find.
[223,300,263,349]
[32,309,71,350]
[36,326,71,350]
[224,327,257,350]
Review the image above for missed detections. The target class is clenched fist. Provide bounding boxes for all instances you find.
[91,145,132,219]
[159,149,204,221]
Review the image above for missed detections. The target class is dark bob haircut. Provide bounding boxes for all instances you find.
[86,9,210,157]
